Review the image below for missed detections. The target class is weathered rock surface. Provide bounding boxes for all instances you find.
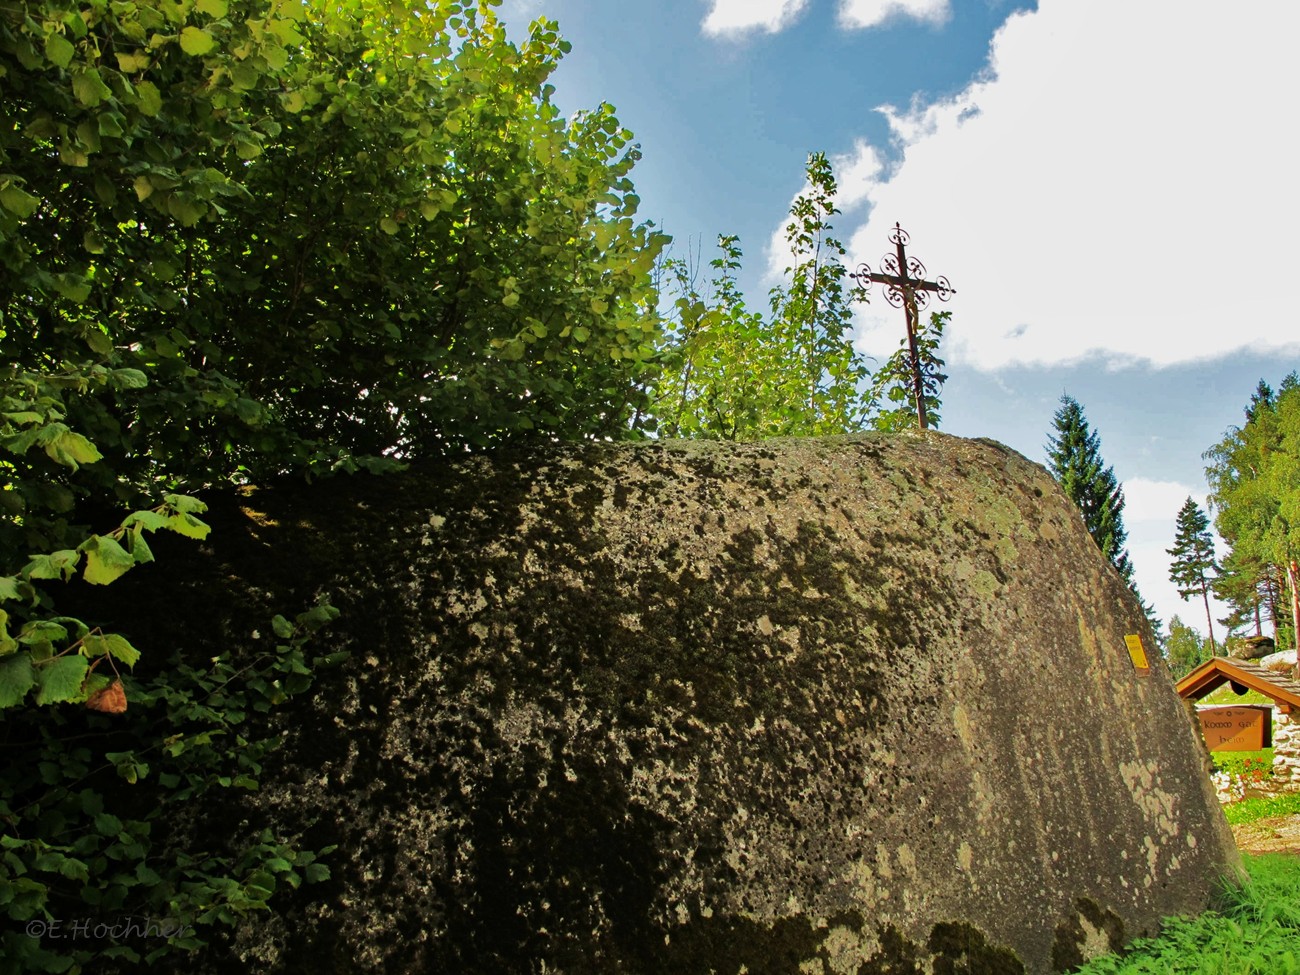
[1231,635,1276,661]
[111,433,1240,974]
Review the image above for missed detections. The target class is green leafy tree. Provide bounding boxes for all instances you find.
[1210,378,1290,641]
[2,0,665,523]
[1046,395,1135,582]
[2,0,666,695]
[1165,615,1212,679]
[652,235,774,439]
[870,310,949,432]
[652,152,872,439]
[1206,373,1300,653]
[764,151,874,434]
[1167,497,1219,654]
[1,0,668,967]
[1214,547,1288,640]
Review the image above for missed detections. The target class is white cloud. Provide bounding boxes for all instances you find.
[1122,478,1194,524]
[838,0,950,30]
[498,0,543,15]
[1129,535,1187,629]
[830,138,884,213]
[837,0,1300,371]
[702,0,810,37]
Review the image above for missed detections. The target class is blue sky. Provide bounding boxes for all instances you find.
[497,0,1300,638]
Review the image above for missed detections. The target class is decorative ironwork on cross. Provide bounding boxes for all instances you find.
[851,223,955,430]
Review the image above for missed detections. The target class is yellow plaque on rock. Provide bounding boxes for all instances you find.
[1124,634,1150,675]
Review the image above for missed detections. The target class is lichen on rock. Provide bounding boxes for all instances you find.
[105,433,1240,974]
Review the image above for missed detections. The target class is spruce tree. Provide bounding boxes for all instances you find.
[1167,497,1219,653]
[1046,395,1134,584]
[1246,379,1275,422]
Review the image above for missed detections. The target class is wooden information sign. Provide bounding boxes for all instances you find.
[1196,705,1273,752]
[1123,634,1150,676]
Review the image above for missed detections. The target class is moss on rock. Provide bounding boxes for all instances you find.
[95,433,1240,974]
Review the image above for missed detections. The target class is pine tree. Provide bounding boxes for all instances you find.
[1246,379,1275,422]
[1046,396,1134,584]
[1167,497,1219,653]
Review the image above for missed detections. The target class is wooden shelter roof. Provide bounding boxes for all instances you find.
[1175,656,1300,713]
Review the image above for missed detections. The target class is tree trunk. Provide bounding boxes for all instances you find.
[1288,558,1300,679]
[1266,566,1283,642]
[1200,581,1217,654]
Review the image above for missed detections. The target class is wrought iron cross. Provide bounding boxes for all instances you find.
[851,223,955,430]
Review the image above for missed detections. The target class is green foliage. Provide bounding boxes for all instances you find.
[1164,615,1213,679]
[0,602,340,973]
[869,310,949,432]
[651,153,874,439]
[2,0,665,490]
[2,0,668,967]
[1168,498,1218,596]
[1167,497,1219,651]
[652,234,777,439]
[0,461,211,708]
[1075,854,1300,974]
[1205,374,1300,651]
[1045,395,1155,636]
[1046,396,1133,582]
[764,152,874,434]
[1215,547,1288,645]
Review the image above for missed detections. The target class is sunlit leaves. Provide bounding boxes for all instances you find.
[135,79,163,115]
[23,551,81,582]
[1,3,387,962]
[2,0,657,691]
[1205,375,1300,648]
[115,50,151,72]
[40,425,103,469]
[870,311,949,432]
[0,182,40,219]
[80,535,136,586]
[43,32,75,68]
[179,26,217,55]
[71,67,113,106]
[652,156,874,440]
[0,609,15,657]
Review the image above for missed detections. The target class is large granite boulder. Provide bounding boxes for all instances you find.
[111,433,1239,973]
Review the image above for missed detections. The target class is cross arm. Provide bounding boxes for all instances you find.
[862,271,953,294]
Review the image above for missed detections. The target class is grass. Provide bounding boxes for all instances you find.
[1073,854,1300,974]
[1222,791,1300,826]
